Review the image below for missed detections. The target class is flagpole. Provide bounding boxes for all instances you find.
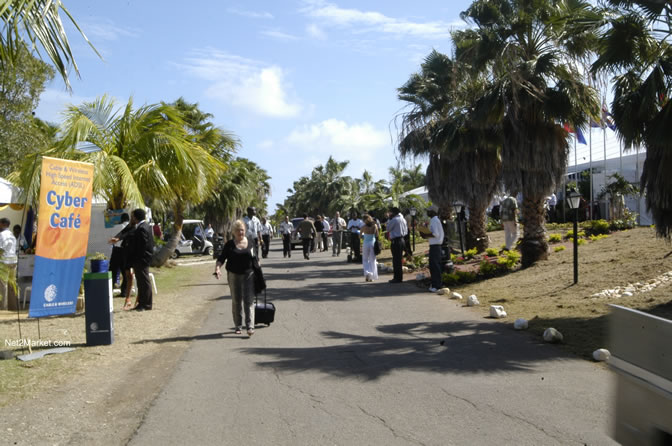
[636,145,641,225]
[603,126,608,219]
[589,127,593,220]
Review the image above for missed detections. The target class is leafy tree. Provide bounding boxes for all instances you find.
[0,45,54,177]
[591,0,672,239]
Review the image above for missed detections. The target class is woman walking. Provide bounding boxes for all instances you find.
[214,220,256,336]
[360,214,379,282]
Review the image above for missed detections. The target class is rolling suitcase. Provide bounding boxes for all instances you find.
[255,290,275,326]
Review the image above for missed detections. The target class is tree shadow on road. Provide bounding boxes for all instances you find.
[241,320,568,380]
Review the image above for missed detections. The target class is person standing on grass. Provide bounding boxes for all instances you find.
[0,218,17,311]
[214,219,255,337]
[360,214,379,282]
[127,209,154,311]
[321,216,330,252]
[331,212,347,257]
[386,206,408,283]
[109,213,130,288]
[278,215,294,258]
[422,205,444,293]
[298,214,317,260]
[500,194,519,251]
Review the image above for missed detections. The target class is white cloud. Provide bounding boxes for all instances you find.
[306,24,327,40]
[227,8,274,19]
[35,89,96,124]
[261,30,299,41]
[287,119,389,162]
[179,49,302,118]
[300,0,456,40]
[81,20,139,41]
[258,139,274,150]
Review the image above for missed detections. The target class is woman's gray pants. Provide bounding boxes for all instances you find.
[227,270,255,329]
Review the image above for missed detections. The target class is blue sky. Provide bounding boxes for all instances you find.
[35,0,473,212]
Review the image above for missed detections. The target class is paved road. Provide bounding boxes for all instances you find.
[129,240,617,446]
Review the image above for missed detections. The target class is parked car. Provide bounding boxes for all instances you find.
[169,219,214,258]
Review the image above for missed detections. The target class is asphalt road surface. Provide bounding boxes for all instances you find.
[129,240,617,446]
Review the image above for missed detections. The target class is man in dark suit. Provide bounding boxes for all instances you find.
[129,208,154,311]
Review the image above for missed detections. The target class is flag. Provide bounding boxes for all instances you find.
[563,123,587,145]
[29,157,94,318]
[601,103,616,130]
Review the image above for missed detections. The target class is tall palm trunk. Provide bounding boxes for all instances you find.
[519,195,549,268]
[151,205,184,267]
[466,204,489,252]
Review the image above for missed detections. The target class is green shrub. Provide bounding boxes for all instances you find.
[464,247,478,260]
[442,272,460,286]
[497,250,520,270]
[457,270,477,283]
[548,233,562,243]
[610,209,638,231]
[577,238,586,245]
[486,217,502,232]
[589,234,609,241]
[554,245,566,252]
[441,270,478,285]
[584,219,610,235]
[479,260,498,275]
[411,255,427,268]
[565,230,586,240]
[485,247,499,256]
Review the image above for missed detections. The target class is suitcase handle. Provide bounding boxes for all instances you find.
[255,289,267,305]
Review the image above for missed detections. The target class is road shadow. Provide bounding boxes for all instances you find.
[241,320,569,380]
[263,279,423,302]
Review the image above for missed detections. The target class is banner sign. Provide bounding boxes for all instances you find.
[29,157,94,318]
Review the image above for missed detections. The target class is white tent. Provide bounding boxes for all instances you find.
[400,186,429,201]
[0,177,20,203]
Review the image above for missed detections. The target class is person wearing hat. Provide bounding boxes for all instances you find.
[422,205,444,292]
[385,206,408,283]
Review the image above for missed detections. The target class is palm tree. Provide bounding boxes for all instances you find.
[44,95,228,265]
[592,0,672,239]
[456,0,601,266]
[0,0,100,89]
[397,50,502,252]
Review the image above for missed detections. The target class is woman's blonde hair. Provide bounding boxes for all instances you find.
[232,219,246,233]
[363,214,374,226]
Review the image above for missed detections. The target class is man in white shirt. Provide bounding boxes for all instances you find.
[331,212,347,257]
[243,206,263,258]
[347,212,364,262]
[321,217,330,252]
[0,218,18,310]
[205,223,215,241]
[386,207,408,283]
[278,216,294,258]
[260,217,274,258]
[422,206,445,292]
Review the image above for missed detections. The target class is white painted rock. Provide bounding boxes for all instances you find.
[437,288,451,295]
[450,292,463,300]
[592,349,611,362]
[467,295,480,306]
[543,328,564,343]
[622,291,633,297]
[514,318,528,330]
[402,266,410,273]
[415,273,426,281]
[489,305,507,318]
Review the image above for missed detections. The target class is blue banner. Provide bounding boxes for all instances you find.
[28,256,84,317]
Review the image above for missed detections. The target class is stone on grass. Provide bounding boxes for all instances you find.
[489,305,507,318]
[415,273,426,281]
[592,349,611,362]
[402,266,410,273]
[514,318,528,330]
[467,295,480,306]
[437,288,450,295]
[543,328,564,343]
[450,292,463,300]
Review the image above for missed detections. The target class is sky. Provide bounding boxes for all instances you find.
[35,0,474,212]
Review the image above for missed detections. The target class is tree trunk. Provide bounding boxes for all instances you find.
[151,206,184,267]
[520,195,549,268]
[466,204,489,252]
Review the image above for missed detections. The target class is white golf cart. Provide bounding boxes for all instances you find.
[170,219,214,258]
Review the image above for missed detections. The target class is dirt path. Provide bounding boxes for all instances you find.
[0,261,221,445]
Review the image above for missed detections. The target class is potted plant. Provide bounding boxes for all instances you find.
[89,252,109,273]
